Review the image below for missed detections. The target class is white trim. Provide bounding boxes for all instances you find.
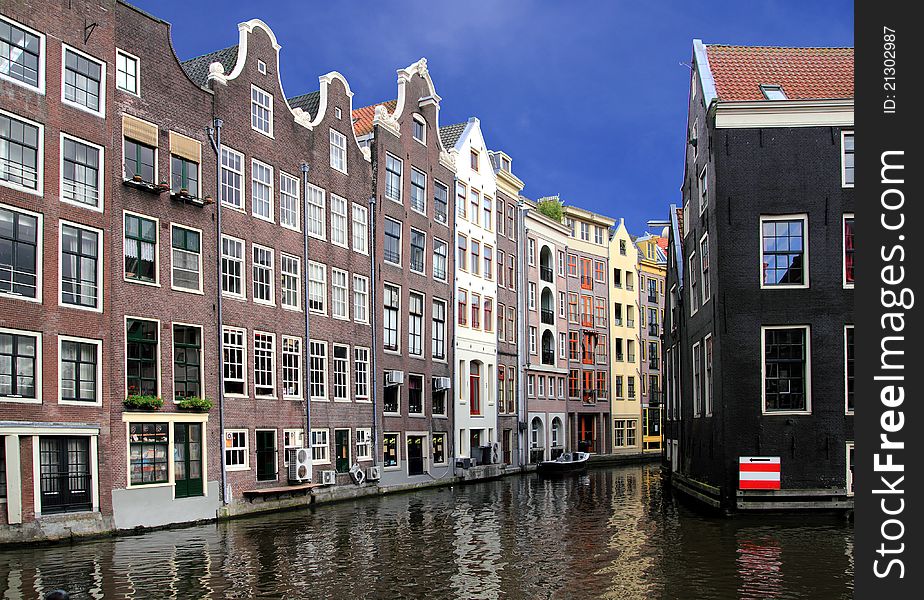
[842,213,854,289]
[250,84,274,138]
[0,15,46,94]
[331,343,351,402]
[279,170,301,232]
[251,243,276,306]
[0,327,42,404]
[250,158,275,223]
[688,251,698,316]
[329,128,347,174]
[59,132,105,213]
[124,315,162,400]
[0,108,45,197]
[703,333,713,416]
[220,234,246,300]
[412,113,427,146]
[845,441,855,496]
[699,232,710,305]
[222,326,248,398]
[57,335,103,407]
[309,339,329,402]
[840,131,855,188]
[60,43,106,117]
[310,427,330,465]
[281,335,303,401]
[382,432,401,470]
[698,165,708,215]
[170,223,204,294]
[760,324,812,416]
[691,341,701,417]
[0,201,43,303]
[224,428,250,471]
[123,209,161,287]
[115,48,141,97]
[253,331,277,399]
[759,214,809,290]
[355,427,372,461]
[714,99,854,129]
[170,322,204,404]
[845,324,854,415]
[219,145,246,211]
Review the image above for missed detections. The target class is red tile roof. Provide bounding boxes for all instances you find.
[656,236,669,250]
[351,100,398,136]
[705,45,853,101]
[675,208,683,239]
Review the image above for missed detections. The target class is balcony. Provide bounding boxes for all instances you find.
[541,308,555,325]
[540,266,554,283]
[627,319,635,328]
[542,348,555,365]
[582,390,597,405]
[649,324,659,337]
[648,292,658,303]
[581,276,593,290]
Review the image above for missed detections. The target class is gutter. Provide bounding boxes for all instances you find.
[516,201,529,467]
[300,163,311,459]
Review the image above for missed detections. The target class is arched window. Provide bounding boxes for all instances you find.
[541,330,554,365]
[530,417,543,448]
[551,417,563,448]
[470,361,481,416]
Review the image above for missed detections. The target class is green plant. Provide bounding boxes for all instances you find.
[537,198,563,223]
[177,396,213,411]
[123,395,163,411]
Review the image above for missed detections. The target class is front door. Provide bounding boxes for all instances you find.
[407,435,424,475]
[335,429,350,473]
[38,436,92,514]
[174,423,203,497]
[255,430,277,482]
[578,415,596,453]
[502,429,512,465]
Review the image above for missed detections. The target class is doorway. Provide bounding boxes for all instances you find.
[174,423,203,497]
[255,430,277,482]
[407,435,424,475]
[335,429,350,473]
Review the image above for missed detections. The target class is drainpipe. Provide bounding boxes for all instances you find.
[300,164,311,449]
[206,118,227,505]
[368,193,379,466]
[516,201,528,467]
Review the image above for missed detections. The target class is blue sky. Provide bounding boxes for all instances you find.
[133,0,853,234]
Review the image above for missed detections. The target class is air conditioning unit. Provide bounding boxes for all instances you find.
[320,470,337,486]
[288,448,312,483]
[366,465,382,481]
[386,370,405,386]
[432,376,451,391]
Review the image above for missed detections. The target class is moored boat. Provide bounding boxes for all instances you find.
[537,452,590,476]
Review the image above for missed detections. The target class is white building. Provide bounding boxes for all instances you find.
[440,118,499,462]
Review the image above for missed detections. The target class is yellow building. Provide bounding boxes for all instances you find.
[608,220,642,452]
[635,232,667,452]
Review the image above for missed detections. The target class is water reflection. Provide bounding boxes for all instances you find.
[0,465,853,599]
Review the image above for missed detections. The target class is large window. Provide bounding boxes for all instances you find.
[222,327,246,395]
[700,234,710,303]
[62,47,103,114]
[408,292,423,356]
[329,129,347,172]
[116,49,139,95]
[1,17,42,90]
[251,85,273,136]
[308,261,326,313]
[170,154,199,198]
[39,436,92,514]
[172,325,201,400]
[385,154,402,202]
[433,239,448,281]
[220,147,244,210]
[843,214,854,287]
[128,423,168,485]
[352,274,368,323]
[251,159,273,221]
[171,225,201,292]
[383,433,399,468]
[59,337,99,404]
[252,245,274,305]
[354,347,369,400]
[383,283,400,352]
[221,235,244,298]
[432,299,446,360]
[331,268,348,319]
[282,336,302,399]
[614,420,637,448]
[704,335,713,415]
[841,131,854,187]
[469,362,481,416]
[60,223,100,309]
[126,319,158,397]
[434,181,448,224]
[61,135,102,209]
[121,137,151,184]
[352,203,368,253]
[763,326,811,413]
[332,345,349,401]
[760,215,808,288]
[410,168,426,213]
[0,112,41,191]
[281,254,300,310]
[457,235,467,271]
[384,218,402,265]
[408,374,423,414]
[311,429,329,464]
[309,340,327,400]
[124,213,157,283]
[254,332,275,397]
[280,172,300,230]
[410,229,425,273]
[688,253,698,315]
[306,184,326,239]
[845,325,854,414]
[225,429,248,470]
[356,429,372,461]
[331,194,348,247]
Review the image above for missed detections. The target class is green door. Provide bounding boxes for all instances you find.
[174,423,203,498]
[335,430,350,473]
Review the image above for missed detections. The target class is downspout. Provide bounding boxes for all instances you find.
[517,201,528,467]
[300,164,311,449]
[206,118,227,505]
[368,130,380,467]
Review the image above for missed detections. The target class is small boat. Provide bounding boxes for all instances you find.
[537,452,590,476]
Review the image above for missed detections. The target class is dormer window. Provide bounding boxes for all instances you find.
[257,60,266,75]
[759,84,787,100]
[501,156,511,172]
[413,116,426,144]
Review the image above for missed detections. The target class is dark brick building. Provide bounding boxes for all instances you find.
[663,41,855,510]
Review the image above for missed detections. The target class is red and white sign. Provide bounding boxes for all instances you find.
[739,456,781,490]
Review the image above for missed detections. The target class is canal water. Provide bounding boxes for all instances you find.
[0,464,853,599]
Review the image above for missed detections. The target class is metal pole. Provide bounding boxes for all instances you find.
[207,118,227,505]
[300,164,311,453]
[517,201,528,468]
[368,193,379,466]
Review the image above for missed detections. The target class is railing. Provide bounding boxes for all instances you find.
[615,353,624,362]
[542,348,555,365]
[627,319,635,328]
[62,179,100,207]
[649,360,659,371]
[541,308,555,325]
[540,265,553,282]
[1,157,39,190]
[383,247,400,264]
[627,353,635,363]
[435,205,447,224]
[649,390,661,406]
[649,324,659,336]
[648,292,658,303]
[581,276,593,290]
[614,318,622,327]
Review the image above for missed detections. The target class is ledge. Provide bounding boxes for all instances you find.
[241,483,318,498]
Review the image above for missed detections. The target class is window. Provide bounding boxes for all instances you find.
[613,420,637,448]
[594,260,605,283]
[329,129,347,172]
[627,272,634,291]
[251,85,273,136]
[171,225,201,293]
[456,182,467,219]
[580,222,589,241]
[273,172,299,230]
[760,215,808,288]
[1,206,39,300]
[483,196,493,231]
[408,292,424,356]
[484,246,493,280]
[527,375,535,397]
[220,147,244,210]
[332,345,349,401]
[126,319,158,397]
[1,17,43,90]
[309,340,327,400]
[434,181,448,224]
[627,376,636,399]
[845,325,854,413]
[841,132,855,187]
[0,112,41,192]
[413,116,426,143]
[222,327,246,395]
[306,184,326,240]
[433,239,448,281]
[0,443,5,499]
[568,293,578,323]
[594,297,607,328]
[383,433,399,468]
[457,235,468,271]
[384,218,402,265]
[172,325,201,400]
[843,214,854,287]
[171,154,199,198]
[116,49,139,95]
[385,154,402,202]
[470,149,479,171]
[383,284,400,351]
[281,254,301,310]
[254,332,275,397]
[759,84,787,100]
[497,303,506,340]
[470,188,480,227]
[688,253,698,315]
[352,203,368,253]
[61,135,102,209]
[221,235,246,298]
[614,375,623,398]
[59,336,99,404]
[432,433,446,465]
[251,159,273,221]
[529,327,537,354]
[283,429,304,465]
[497,250,506,287]
[507,204,515,238]
[123,137,155,183]
[704,335,713,415]
[458,289,468,327]
[569,331,579,360]
[354,348,370,400]
[484,298,493,333]
[408,374,423,414]
[559,332,567,359]
[433,385,447,416]
[567,254,577,277]
[410,229,426,273]
[595,226,604,245]
[356,429,372,461]
[224,430,248,470]
[846,442,855,496]
[700,234,710,303]
[330,194,347,247]
[568,370,579,398]
[508,254,515,291]
[252,245,275,305]
[282,336,302,399]
[384,378,400,413]
[471,240,480,276]
[471,293,481,329]
[596,336,608,364]
[469,362,481,416]
[763,326,811,413]
[528,283,536,310]
[331,268,348,319]
[699,166,708,214]
[311,429,329,463]
[308,261,326,314]
[410,168,426,213]
[352,274,368,323]
[60,222,100,309]
[528,239,535,265]
[129,424,168,484]
[62,46,104,114]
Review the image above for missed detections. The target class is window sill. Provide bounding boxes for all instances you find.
[124,277,160,288]
[171,286,205,295]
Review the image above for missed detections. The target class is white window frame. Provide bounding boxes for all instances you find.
[221,234,245,299]
[410,167,427,216]
[220,146,245,211]
[843,213,854,289]
[330,193,348,248]
[699,165,708,215]
[0,16,46,94]
[281,253,301,311]
[279,171,300,231]
[309,339,328,401]
[761,324,812,416]
[308,261,327,315]
[433,238,448,282]
[59,132,105,213]
[60,44,106,117]
[699,233,710,304]
[688,252,697,316]
[0,202,43,302]
[170,223,203,294]
[282,335,303,400]
[351,203,368,254]
[410,228,426,275]
[692,341,701,417]
[846,441,854,496]
[332,344,350,402]
[252,243,275,306]
[841,131,854,188]
[250,158,274,223]
[412,114,427,144]
[123,209,160,288]
[352,274,369,324]
[224,429,249,471]
[0,327,42,404]
[0,109,44,197]
[58,219,104,312]
[384,153,403,203]
[704,333,713,416]
[354,347,370,401]
[251,84,273,137]
[329,128,347,173]
[844,325,854,415]
[529,327,537,355]
[356,428,372,461]
[222,326,247,397]
[306,184,326,240]
[253,331,276,398]
[759,214,810,290]
[283,429,304,466]
[310,428,329,465]
[115,48,140,96]
[331,268,349,320]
